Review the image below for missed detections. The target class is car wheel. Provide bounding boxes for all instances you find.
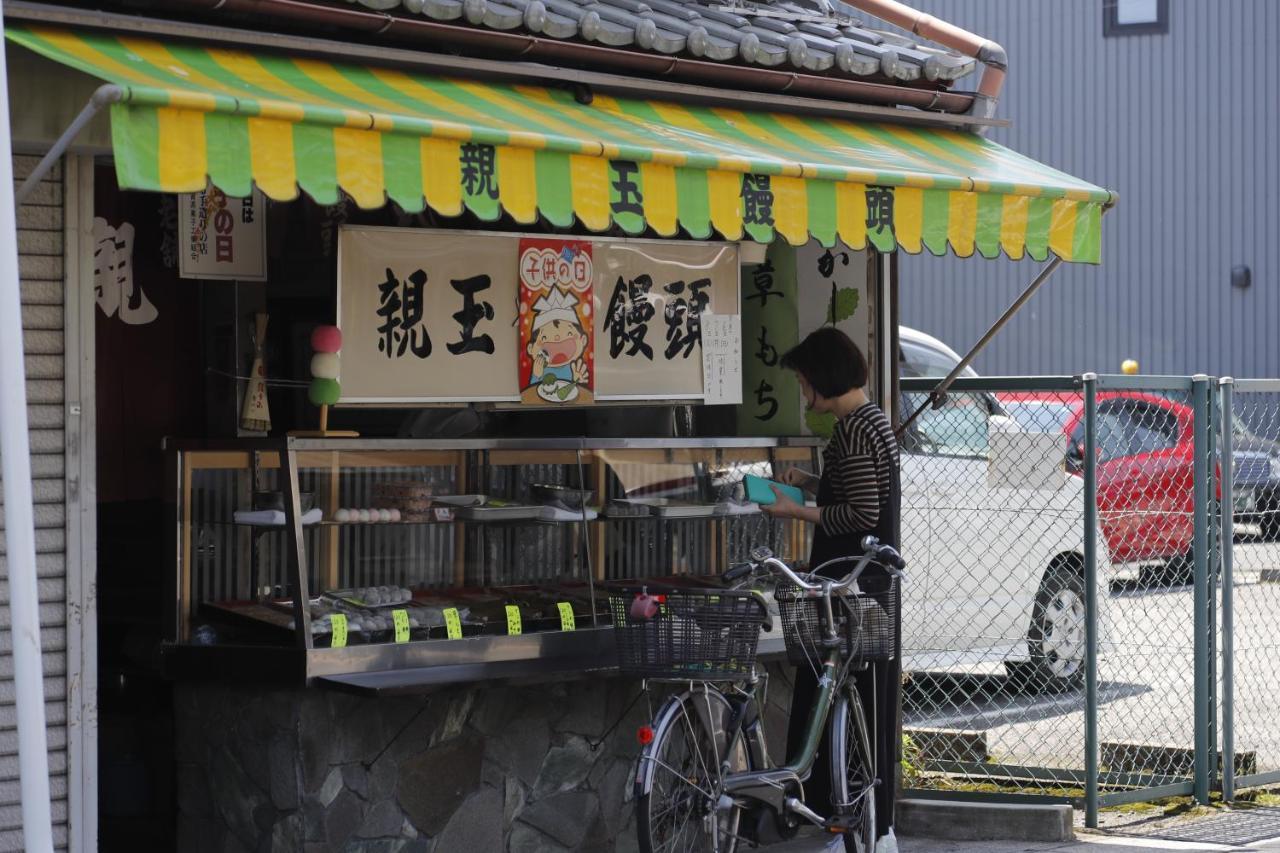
[1007,560,1086,693]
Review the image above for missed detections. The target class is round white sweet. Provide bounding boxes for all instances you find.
[378,509,392,523]
[310,352,341,380]
[334,508,351,523]
[357,509,372,523]
[388,509,401,522]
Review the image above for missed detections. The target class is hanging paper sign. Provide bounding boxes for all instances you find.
[178,187,268,281]
[518,238,595,405]
[338,227,739,404]
[700,314,744,406]
[796,241,870,437]
[392,609,411,644]
[738,243,800,436]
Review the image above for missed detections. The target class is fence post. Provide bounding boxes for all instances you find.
[1220,378,1236,801]
[1208,384,1220,793]
[1083,373,1100,829]
[1193,374,1212,805]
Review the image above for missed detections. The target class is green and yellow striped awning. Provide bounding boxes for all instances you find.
[8,25,1115,263]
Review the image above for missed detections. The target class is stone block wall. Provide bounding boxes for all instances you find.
[175,665,795,852]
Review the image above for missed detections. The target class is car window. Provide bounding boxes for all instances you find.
[1004,401,1076,434]
[901,339,965,378]
[903,391,990,457]
[1104,400,1178,455]
[1068,411,1132,464]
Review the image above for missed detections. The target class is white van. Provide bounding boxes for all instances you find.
[897,326,1109,690]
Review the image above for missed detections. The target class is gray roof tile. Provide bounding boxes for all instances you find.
[350,0,976,85]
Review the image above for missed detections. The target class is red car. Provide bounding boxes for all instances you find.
[999,391,1200,565]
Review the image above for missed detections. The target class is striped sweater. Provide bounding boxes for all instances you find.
[819,402,900,537]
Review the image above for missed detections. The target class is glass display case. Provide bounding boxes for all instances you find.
[162,437,819,690]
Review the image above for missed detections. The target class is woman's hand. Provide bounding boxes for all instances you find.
[779,468,813,487]
[761,485,801,519]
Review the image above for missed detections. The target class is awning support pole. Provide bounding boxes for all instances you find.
[0,3,56,851]
[897,253,1063,437]
[14,83,121,207]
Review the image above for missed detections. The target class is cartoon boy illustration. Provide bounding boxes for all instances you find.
[527,289,590,393]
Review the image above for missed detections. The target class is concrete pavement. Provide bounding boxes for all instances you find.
[772,827,1280,852]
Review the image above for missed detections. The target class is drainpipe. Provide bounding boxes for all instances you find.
[162,0,976,113]
[840,0,1007,120]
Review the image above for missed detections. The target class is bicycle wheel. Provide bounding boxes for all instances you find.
[828,687,876,853]
[636,687,744,853]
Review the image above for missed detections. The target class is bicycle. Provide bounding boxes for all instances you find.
[609,535,905,853]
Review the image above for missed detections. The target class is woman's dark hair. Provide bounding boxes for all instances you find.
[780,327,868,398]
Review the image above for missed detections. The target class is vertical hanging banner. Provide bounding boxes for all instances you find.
[738,242,800,436]
[178,187,268,281]
[339,227,738,404]
[518,239,595,405]
[796,240,869,436]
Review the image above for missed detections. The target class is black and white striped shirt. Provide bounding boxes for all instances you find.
[819,402,900,538]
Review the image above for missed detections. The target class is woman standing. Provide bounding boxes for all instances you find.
[762,326,901,849]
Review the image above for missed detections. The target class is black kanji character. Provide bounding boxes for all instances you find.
[460,143,499,200]
[605,274,655,360]
[375,268,432,359]
[447,274,496,355]
[745,258,780,306]
[662,278,711,360]
[742,175,775,227]
[610,161,643,216]
[865,187,894,235]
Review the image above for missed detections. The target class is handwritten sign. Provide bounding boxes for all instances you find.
[330,614,348,648]
[443,607,462,640]
[505,605,523,636]
[700,314,743,405]
[338,228,740,404]
[392,609,411,644]
[737,242,800,435]
[178,187,267,281]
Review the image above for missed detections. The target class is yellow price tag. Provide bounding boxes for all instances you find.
[557,602,576,632]
[505,605,522,636]
[330,614,348,648]
[443,607,462,640]
[393,609,410,644]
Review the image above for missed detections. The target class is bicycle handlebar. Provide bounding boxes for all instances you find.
[725,536,905,591]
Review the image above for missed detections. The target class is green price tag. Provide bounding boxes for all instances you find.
[557,602,576,631]
[443,607,462,640]
[392,609,410,644]
[505,605,522,636]
[330,614,348,648]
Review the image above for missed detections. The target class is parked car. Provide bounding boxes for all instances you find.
[899,328,1111,690]
[1000,391,1276,565]
[1229,419,1280,540]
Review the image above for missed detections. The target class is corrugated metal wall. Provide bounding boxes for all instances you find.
[896,1,1277,380]
[0,155,69,849]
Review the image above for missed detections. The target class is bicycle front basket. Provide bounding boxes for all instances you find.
[774,573,899,667]
[608,587,765,680]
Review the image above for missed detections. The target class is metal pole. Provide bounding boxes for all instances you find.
[898,256,1065,437]
[14,84,121,207]
[1220,378,1236,801]
[1083,372,1100,829]
[1207,386,1219,792]
[0,3,56,850]
[1192,375,1211,805]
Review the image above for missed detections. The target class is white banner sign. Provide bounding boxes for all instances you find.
[178,188,268,281]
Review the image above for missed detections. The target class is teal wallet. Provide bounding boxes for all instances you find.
[744,474,805,506]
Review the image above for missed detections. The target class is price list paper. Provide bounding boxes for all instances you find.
[700,314,743,405]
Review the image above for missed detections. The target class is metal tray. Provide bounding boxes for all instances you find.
[634,499,719,518]
[453,502,542,521]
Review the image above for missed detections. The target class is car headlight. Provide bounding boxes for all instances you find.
[1271,455,1280,479]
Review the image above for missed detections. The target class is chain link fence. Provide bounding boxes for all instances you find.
[898,375,1216,818]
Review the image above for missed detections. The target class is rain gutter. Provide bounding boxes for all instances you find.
[841,0,1007,120]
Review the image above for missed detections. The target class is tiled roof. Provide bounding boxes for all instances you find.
[347,0,977,83]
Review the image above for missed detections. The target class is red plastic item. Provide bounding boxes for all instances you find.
[630,594,660,620]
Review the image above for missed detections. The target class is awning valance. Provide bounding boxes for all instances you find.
[7,25,1115,263]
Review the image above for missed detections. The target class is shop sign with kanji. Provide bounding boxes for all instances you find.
[337,228,739,404]
[178,187,268,281]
